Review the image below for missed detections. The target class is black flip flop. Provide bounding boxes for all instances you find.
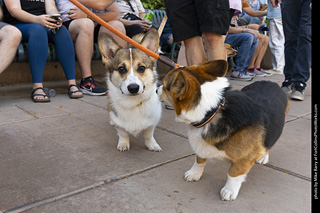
[31,87,50,103]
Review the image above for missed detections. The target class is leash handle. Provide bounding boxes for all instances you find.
[69,0,180,70]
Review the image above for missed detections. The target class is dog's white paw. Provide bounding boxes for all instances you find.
[184,162,205,182]
[145,141,162,152]
[220,187,239,201]
[256,154,269,164]
[220,174,246,201]
[117,142,130,152]
[184,169,203,182]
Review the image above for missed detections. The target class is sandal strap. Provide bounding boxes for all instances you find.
[68,84,79,89]
[68,84,83,95]
[31,87,46,95]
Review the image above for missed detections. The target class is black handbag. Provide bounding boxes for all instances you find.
[123,13,142,21]
[122,1,142,21]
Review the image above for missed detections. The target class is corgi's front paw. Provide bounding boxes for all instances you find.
[145,140,162,152]
[184,169,203,182]
[117,141,130,152]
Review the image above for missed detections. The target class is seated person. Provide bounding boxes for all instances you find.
[58,0,107,96]
[89,1,126,48]
[3,0,83,102]
[116,0,152,38]
[225,16,259,81]
[239,0,268,31]
[0,6,21,75]
[246,24,271,76]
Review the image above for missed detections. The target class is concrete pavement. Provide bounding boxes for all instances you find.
[0,72,312,212]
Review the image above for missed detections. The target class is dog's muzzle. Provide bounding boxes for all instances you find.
[128,83,140,94]
[120,74,144,96]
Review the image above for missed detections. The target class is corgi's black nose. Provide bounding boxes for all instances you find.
[128,84,140,94]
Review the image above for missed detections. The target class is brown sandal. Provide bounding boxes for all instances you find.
[31,87,50,103]
[68,85,83,99]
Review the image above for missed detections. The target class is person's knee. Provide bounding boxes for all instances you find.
[260,34,269,44]
[1,25,22,44]
[109,20,125,34]
[243,33,255,43]
[73,18,94,33]
[202,32,223,47]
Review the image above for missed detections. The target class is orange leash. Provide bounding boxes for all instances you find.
[68,0,180,70]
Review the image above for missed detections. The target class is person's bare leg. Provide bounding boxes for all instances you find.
[202,32,226,61]
[99,20,126,48]
[248,35,268,69]
[0,25,21,73]
[68,18,94,78]
[253,34,269,68]
[184,36,205,66]
[177,42,188,66]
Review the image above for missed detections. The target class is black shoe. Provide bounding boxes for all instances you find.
[281,80,292,96]
[80,77,107,96]
[291,83,305,101]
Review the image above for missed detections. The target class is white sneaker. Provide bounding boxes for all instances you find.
[230,71,254,81]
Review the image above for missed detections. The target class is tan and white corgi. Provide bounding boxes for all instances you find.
[157,60,289,201]
[98,29,162,152]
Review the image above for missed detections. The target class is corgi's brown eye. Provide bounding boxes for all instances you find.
[118,66,127,74]
[137,66,146,73]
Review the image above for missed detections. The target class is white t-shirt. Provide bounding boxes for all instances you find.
[57,0,76,22]
[116,0,145,19]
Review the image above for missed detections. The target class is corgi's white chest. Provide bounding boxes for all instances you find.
[188,128,228,160]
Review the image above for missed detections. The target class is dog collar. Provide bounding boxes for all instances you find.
[191,97,225,128]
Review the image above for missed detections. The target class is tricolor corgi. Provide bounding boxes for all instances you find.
[98,29,162,152]
[157,60,289,201]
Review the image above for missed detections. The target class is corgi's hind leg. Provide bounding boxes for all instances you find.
[220,160,254,201]
[256,152,269,164]
[143,125,162,152]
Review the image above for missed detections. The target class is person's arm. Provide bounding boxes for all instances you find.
[0,6,3,21]
[228,26,260,40]
[78,0,114,11]
[270,0,281,7]
[138,12,146,20]
[241,0,267,17]
[4,0,39,23]
[45,0,62,28]
[94,2,120,22]
[45,0,60,15]
[4,0,58,28]
[242,6,267,17]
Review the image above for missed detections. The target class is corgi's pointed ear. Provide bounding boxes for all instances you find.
[186,60,228,79]
[98,33,121,67]
[199,60,228,77]
[140,28,159,55]
[170,71,189,101]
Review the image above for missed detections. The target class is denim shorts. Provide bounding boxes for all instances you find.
[164,0,230,42]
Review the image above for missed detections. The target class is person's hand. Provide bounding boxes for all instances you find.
[134,20,152,30]
[36,15,60,29]
[270,0,281,7]
[67,7,87,19]
[247,29,260,40]
[248,24,260,30]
